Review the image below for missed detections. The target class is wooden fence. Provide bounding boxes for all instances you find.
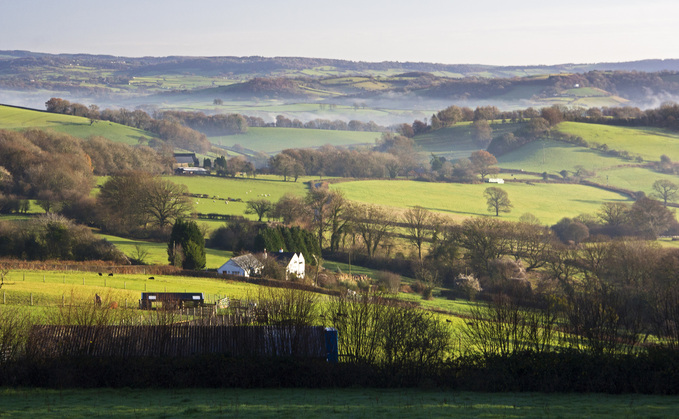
[27,325,332,359]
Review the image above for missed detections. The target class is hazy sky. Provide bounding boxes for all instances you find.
[2,0,679,65]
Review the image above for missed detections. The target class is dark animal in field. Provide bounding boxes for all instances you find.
[108,301,118,309]
[98,272,102,276]
[108,273,113,276]
[446,319,452,323]
[148,277,155,280]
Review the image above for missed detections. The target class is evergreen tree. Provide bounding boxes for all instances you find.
[167,218,206,270]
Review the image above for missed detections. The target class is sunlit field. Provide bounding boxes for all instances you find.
[331,179,631,224]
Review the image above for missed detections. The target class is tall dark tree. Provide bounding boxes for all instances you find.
[167,218,205,270]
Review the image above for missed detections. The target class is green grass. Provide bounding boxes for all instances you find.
[0,269,261,307]
[557,122,679,161]
[0,105,157,145]
[330,179,631,224]
[210,127,380,153]
[1,388,678,418]
[96,233,233,269]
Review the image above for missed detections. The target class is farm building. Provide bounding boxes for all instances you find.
[486,178,505,184]
[174,167,209,175]
[217,254,264,277]
[173,152,199,167]
[266,250,305,280]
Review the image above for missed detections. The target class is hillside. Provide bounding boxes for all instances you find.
[0,104,157,145]
[2,51,679,121]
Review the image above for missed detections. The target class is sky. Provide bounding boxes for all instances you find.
[2,0,679,66]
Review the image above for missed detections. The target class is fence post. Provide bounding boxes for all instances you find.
[62,294,64,307]
[43,275,45,283]
[30,293,33,306]
[3,291,5,304]
[63,275,65,284]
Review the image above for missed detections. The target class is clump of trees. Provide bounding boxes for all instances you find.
[45,98,211,153]
[0,213,125,262]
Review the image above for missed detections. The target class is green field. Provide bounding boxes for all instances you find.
[557,121,679,161]
[0,269,260,308]
[97,233,233,269]
[331,179,631,224]
[1,388,677,418]
[0,105,156,145]
[210,127,381,153]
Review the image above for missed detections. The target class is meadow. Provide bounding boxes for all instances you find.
[331,179,631,224]
[1,387,677,418]
[0,105,155,145]
[0,269,261,308]
[556,121,679,161]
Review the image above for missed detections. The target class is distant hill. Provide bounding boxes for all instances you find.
[2,50,679,122]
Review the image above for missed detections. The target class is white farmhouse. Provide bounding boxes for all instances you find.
[217,254,263,277]
[267,250,306,280]
[486,178,505,184]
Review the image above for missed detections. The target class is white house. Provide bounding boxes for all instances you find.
[486,178,505,184]
[267,250,305,280]
[217,254,263,277]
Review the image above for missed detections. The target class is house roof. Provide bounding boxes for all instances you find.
[228,254,263,270]
[267,251,300,264]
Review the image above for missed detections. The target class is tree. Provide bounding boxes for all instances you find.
[484,187,512,216]
[245,199,273,222]
[630,197,677,238]
[144,178,193,229]
[167,218,205,270]
[349,204,394,258]
[470,150,499,180]
[403,206,440,261]
[272,194,306,224]
[652,179,679,207]
[471,119,493,146]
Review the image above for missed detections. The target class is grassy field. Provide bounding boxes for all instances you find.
[210,127,380,153]
[0,269,261,308]
[0,105,156,145]
[331,179,631,224]
[97,233,233,269]
[1,388,677,418]
[556,121,679,161]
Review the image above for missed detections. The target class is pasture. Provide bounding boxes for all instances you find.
[0,105,155,145]
[96,233,233,269]
[331,179,631,224]
[0,269,260,308]
[1,388,677,418]
[556,122,679,161]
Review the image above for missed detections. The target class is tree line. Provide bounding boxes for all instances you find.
[45,98,211,153]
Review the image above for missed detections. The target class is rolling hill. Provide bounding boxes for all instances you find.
[0,104,157,145]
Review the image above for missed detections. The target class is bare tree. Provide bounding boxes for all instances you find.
[245,199,273,222]
[350,204,394,258]
[652,179,679,207]
[403,206,441,261]
[484,186,512,216]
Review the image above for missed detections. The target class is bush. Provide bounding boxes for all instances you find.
[376,271,401,294]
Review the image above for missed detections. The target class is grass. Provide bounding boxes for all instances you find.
[96,233,233,269]
[557,121,679,161]
[0,105,157,145]
[1,388,678,418]
[330,179,631,225]
[0,269,261,307]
